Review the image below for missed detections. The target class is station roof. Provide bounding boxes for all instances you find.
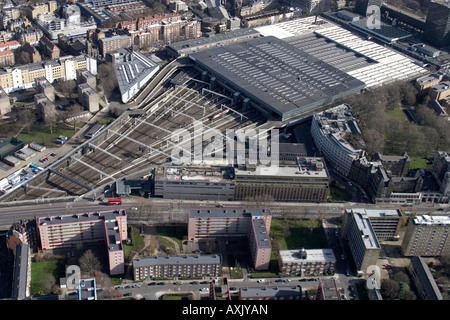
[189,36,365,121]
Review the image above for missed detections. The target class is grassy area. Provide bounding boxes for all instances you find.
[130,226,145,248]
[409,156,432,170]
[271,219,328,250]
[30,259,65,296]
[16,124,80,147]
[385,107,408,122]
[329,185,352,202]
[156,226,186,252]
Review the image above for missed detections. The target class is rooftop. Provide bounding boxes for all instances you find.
[189,208,271,218]
[240,286,302,298]
[413,215,450,226]
[133,255,221,268]
[279,248,336,264]
[235,159,329,178]
[189,35,365,121]
[38,209,126,226]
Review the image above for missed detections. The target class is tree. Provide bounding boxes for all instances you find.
[41,274,56,294]
[97,63,118,98]
[381,278,400,299]
[79,249,102,276]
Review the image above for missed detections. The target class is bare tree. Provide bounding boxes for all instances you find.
[79,249,102,277]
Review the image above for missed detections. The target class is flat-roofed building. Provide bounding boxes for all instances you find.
[132,255,221,280]
[409,256,443,300]
[189,35,365,122]
[153,166,235,201]
[428,80,450,100]
[279,248,336,276]
[37,210,127,275]
[77,278,97,300]
[239,286,302,300]
[188,208,272,270]
[341,209,381,274]
[0,49,14,67]
[78,83,99,113]
[316,278,340,300]
[343,208,404,241]
[234,157,330,202]
[311,104,365,177]
[401,214,450,256]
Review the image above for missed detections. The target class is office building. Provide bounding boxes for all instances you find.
[153,166,235,201]
[37,210,127,275]
[401,215,450,256]
[239,286,302,300]
[428,81,450,100]
[188,208,272,270]
[311,104,365,177]
[132,255,221,280]
[279,248,336,276]
[343,208,404,241]
[341,209,381,274]
[234,158,330,202]
[423,0,450,48]
[409,256,443,300]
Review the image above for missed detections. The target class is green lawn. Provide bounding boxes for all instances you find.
[30,260,65,296]
[385,107,408,122]
[409,156,432,170]
[270,219,328,250]
[16,124,80,147]
[329,185,352,202]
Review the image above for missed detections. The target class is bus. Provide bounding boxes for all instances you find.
[107,198,122,205]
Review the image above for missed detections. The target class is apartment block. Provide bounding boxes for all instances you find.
[0,87,10,115]
[78,83,99,113]
[132,255,221,280]
[35,77,55,102]
[341,209,381,274]
[37,210,127,275]
[428,81,450,100]
[99,34,131,57]
[279,248,336,276]
[401,215,450,256]
[0,50,14,67]
[0,54,96,93]
[188,208,272,270]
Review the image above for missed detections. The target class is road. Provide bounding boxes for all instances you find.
[0,196,448,229]
[105,278,322,300]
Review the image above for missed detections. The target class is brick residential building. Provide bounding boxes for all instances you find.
[133,255,221,280]
[37,210,127,275]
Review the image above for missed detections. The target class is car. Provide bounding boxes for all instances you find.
[50,153,56,157]
[342,294,347,300]
[123,293,132,297]
[148,282,156,286]
[345,270,350,276]
[157,282,165,285]
[117,286,124,290]
[200,281,209,284]
[132,284,141,288]
[114,293,122,298]
[299,279,307,282]
[191,281,199,285]
[200,288,209,292]
[275,279,283,283]
[257,279,265,283]
[341,254,345,260]
[229,287,237,292]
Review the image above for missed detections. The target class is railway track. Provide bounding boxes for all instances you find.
[9,67,267,202]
